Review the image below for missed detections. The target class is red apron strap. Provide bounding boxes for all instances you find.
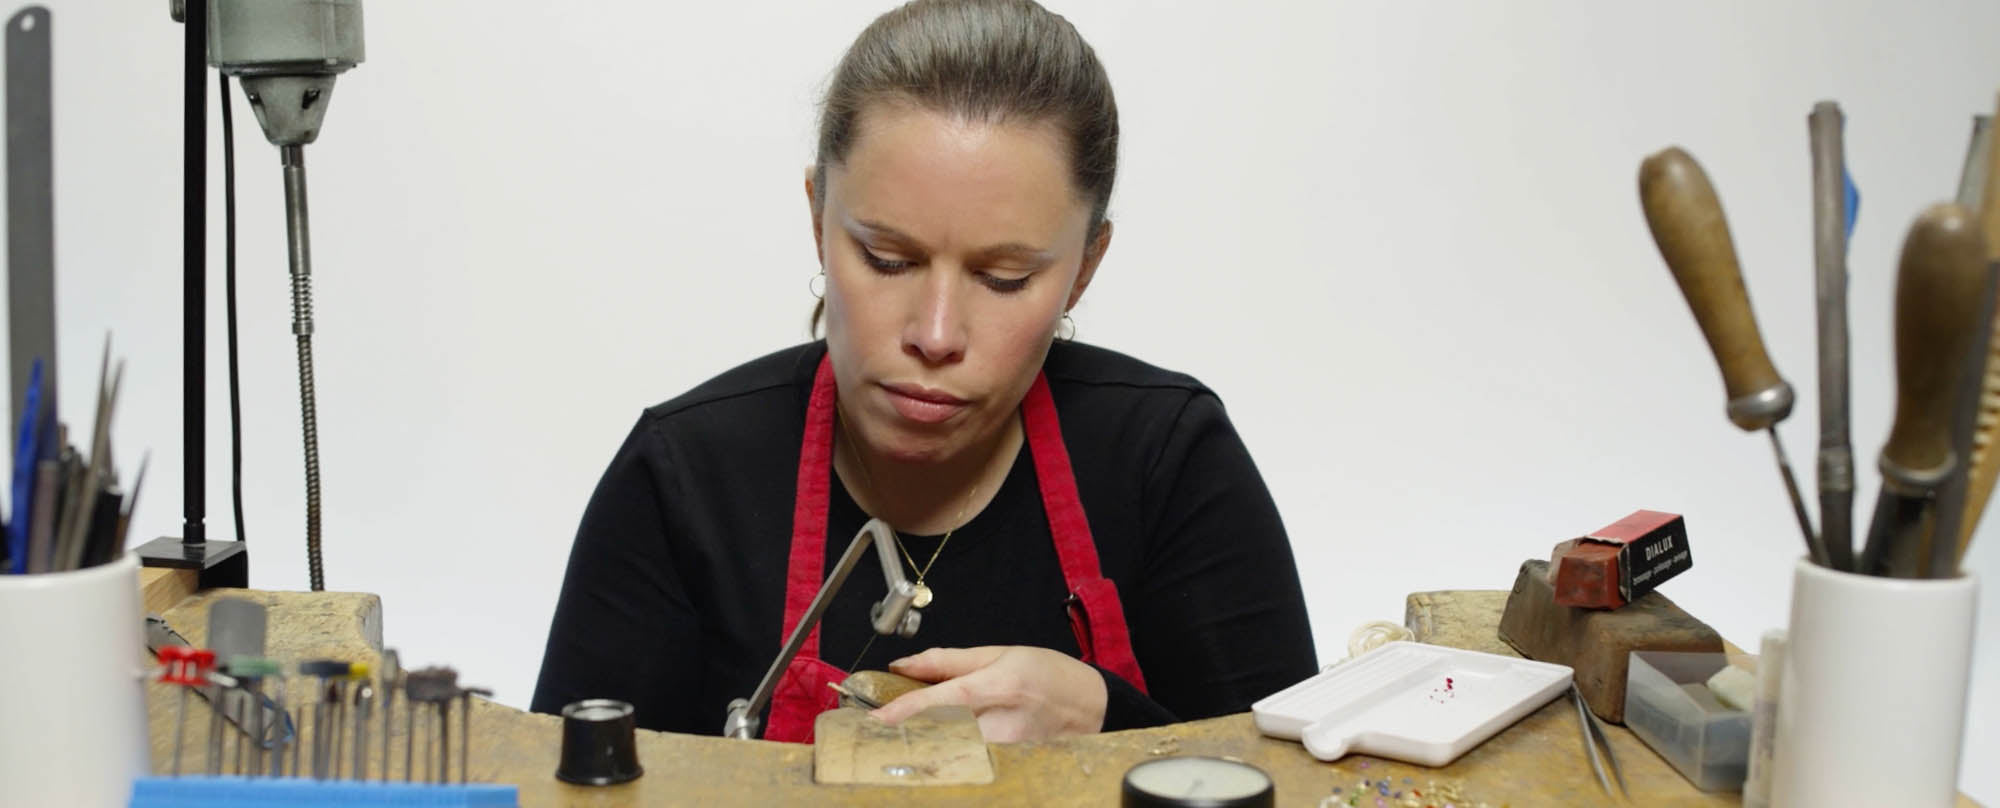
[764,656,846,743]
[765,355,842,743]
[1022,374,1149,694]
[781,356,838,661]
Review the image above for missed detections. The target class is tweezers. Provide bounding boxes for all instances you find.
[1572,685,1627,797]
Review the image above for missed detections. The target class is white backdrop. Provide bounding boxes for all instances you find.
[7,0,1996,797]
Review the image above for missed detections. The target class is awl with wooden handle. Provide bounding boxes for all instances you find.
[1856,203,1989,577]
[1640,147,1827,565]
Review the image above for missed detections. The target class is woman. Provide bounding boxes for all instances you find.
[531,0,1315,743]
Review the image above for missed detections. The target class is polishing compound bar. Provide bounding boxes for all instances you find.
[1548,510,1693,610]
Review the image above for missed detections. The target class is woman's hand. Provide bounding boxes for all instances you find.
[867,646,1107,742]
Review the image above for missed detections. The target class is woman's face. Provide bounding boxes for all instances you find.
[810,101,1108,465]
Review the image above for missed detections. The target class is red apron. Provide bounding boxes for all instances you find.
[762,356,1148,743]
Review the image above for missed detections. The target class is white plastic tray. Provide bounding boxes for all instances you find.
[1252,641,1573,767]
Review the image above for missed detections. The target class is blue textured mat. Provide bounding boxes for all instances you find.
[129,776,519,807]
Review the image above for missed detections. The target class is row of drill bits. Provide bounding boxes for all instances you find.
[156,643,490,782]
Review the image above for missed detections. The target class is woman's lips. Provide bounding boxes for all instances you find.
[881,383,969,425]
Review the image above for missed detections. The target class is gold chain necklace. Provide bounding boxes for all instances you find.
[837,406,976,609]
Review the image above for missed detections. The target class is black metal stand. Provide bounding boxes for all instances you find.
[137,0,245,588]
[132,535,246,588]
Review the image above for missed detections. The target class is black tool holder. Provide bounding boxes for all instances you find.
[133,0,246,588]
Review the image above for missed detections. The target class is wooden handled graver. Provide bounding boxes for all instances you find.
[1641,146,1823,564]
[1860,203,1989,576]
[1639,148,1796,431]
[1882,205,1990,484]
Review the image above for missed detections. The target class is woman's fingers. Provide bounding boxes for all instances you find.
[886,646,1006,682]
[871,646,1010,724]
[869,675,975,724]
[866,645,1106,743]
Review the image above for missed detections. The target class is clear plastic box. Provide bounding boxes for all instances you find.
[1623,651,1751,792]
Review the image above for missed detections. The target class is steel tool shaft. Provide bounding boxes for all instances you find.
[290,677,302,775]
[352,680,374,779]
[439,697,452,783]
[272,675,289,777]
[405,667,460,783]
[380,649,400,781]
[1809,102,1857,570]
[171,685,190,775]
[404,691,415,782]
[206,680,225,774]
[460,689,483,783]
[1640,147,1826,564]
[232,690,247,775]
[246,681,261,775]
[332,685,344,777]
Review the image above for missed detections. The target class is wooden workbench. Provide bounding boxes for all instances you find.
[140,571,1977,806]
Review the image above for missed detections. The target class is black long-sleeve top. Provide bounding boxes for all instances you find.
[531,340,1316,736]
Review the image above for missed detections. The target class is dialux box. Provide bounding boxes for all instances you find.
[1551,510,1693,608]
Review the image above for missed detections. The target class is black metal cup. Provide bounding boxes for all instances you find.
[556,699,644,786]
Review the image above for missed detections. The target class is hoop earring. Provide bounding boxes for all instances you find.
[1057,312,1076,341]
[809,271,826,300]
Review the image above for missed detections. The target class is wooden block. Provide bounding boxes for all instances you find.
[140,567,198,616]
[1498,559,1723,724]
[154,588,384,664]
[813,706,994,785]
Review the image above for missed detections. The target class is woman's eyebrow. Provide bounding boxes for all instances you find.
[972,242,1055,264]
[848,218,919,246]
[850,219,1052,263]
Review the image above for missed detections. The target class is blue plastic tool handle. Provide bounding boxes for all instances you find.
[1843,170,1860,242]
[128,776,520,807]
[6,359,43,573]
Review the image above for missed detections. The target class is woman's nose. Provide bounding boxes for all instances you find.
[903,271,967,366]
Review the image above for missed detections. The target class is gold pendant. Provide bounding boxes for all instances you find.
[913,583,933,609]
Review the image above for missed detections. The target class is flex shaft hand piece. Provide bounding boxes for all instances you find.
[1640,147,1828,565]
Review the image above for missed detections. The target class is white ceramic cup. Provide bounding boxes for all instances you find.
[0,553,150,807]
[1772,557,1977,807]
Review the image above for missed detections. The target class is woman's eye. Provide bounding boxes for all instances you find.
[980,272,1031,293]
[858,245,913,272]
